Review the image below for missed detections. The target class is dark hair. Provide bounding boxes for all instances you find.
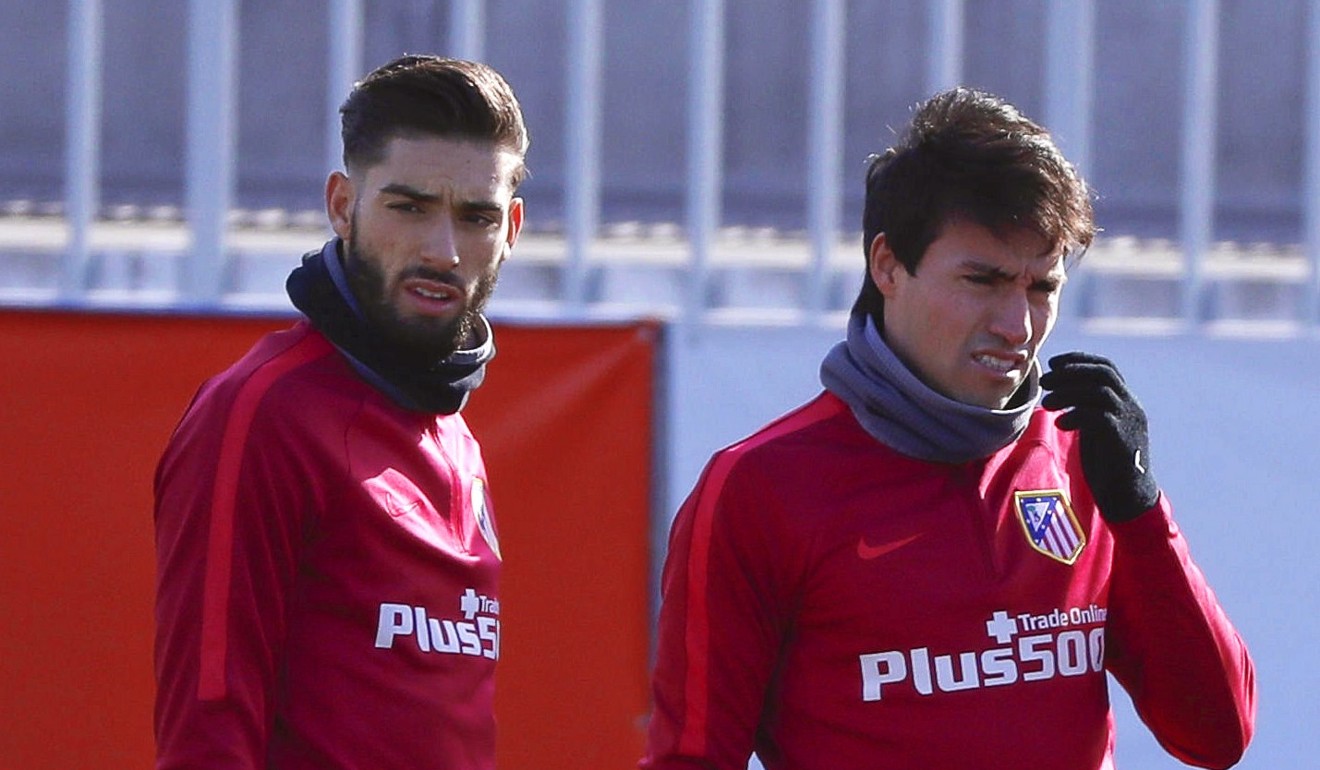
[854,87,1094,322]
[339,55,529,188]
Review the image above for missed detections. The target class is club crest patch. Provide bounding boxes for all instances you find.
[1014,489,1086,565]
[472,477,501,561]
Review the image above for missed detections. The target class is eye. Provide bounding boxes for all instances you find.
[387,201,423,214]
[964,273,997,286]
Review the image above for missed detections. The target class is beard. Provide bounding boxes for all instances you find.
[342,226,498,364]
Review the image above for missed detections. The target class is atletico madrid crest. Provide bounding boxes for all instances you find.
[1014,489,1086,565]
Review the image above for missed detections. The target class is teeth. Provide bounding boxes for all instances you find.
[414,287,450,299]
[975,354,1016,373]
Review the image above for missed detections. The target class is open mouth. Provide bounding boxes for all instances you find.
[412,284,458,300]
[401,277,464,315]
[973,352,1023,375]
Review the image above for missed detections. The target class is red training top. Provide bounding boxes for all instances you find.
[155,321,503,770]
[643,392,1255,770]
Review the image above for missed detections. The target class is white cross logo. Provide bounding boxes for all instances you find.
[985,610,1019,644]
[460,588,481,620]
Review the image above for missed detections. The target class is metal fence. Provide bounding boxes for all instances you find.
[4,0,1319,333]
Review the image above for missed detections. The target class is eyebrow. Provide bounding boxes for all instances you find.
[962,259,1066,288]
[961,260,1016,280]
[379,183,439,202]
[378,183,504,212]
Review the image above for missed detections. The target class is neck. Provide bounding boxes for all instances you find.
[285,240,496,414]
[820,312,1038,463]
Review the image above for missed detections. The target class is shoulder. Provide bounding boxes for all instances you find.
[200,322,365,417]
[165,322,366,461]
[694,392,887,508]
[711,392,844,466]
[672,394,874,590]
[156,322,352,518]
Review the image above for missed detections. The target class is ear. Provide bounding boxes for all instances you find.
[500,197,525,265]
[325,171,355,241]
[868,232,902,299]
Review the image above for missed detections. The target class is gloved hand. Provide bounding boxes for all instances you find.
[1039,352,1159,523]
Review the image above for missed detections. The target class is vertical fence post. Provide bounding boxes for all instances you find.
[686,0,725,326]
[184,0,239,306]
[1179,0,1220,328]
[564,0,604,312]
[1045,1,1096,180]
[927,0,964,95]
[1045,0,1097,321]
[1306,0,1320,328]
[327,0,363,176]
[61,0,103,301]
[449,0,485,62]
[806,0,845,319]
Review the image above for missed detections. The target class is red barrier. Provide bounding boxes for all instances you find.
[0,309,655,769]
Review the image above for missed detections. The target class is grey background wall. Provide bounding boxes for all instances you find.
[0,0,1310,241]
[665,320,1317,769]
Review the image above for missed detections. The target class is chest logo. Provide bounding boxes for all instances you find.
[857,532,922,561]
[472,477,502,561]
[1014,489,1086,565]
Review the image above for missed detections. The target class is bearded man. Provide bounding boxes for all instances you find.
[153,55,527,770]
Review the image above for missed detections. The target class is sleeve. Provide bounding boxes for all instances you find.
[1104,493,1257,769]
[641,452,796,770]
[153,383,316,770]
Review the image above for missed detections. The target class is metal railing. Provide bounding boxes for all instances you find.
[9,0,1315,331]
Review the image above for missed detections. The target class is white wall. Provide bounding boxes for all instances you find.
[663,320,1319,769]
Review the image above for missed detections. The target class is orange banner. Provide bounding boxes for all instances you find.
[0,309,656,769]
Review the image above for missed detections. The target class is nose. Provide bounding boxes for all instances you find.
[988,288,1032,348]
[420,218,459,266]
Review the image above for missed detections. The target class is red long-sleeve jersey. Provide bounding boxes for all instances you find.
[154,321,503,769]
[643,392,1255,770]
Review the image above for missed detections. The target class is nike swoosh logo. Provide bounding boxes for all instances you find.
[857,532,923,560]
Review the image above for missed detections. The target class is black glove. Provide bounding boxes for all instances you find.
[1039,352,1159,523]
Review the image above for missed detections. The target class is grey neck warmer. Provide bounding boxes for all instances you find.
[287,240,494,414]
[819,311,1039,464]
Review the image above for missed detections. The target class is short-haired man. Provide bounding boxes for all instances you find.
[154,55,527,769]
[642,88,1255,769]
